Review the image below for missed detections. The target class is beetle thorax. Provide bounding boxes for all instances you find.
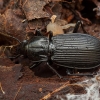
[24,37,50,61]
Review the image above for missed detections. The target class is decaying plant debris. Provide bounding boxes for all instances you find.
[0,0,100,100]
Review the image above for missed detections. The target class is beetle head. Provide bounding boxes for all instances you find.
[17,40,28,55]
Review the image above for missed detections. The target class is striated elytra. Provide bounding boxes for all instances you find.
[52,33,100,69]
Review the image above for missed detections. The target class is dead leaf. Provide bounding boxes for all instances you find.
[22,0,50,20]
[47,15,64,36]
[4,9,27,41]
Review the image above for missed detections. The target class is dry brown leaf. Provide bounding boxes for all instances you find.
[0,14,6,32]
[52,3,62,18]
[47,15,64,36]
[55,19,68,26]
[28,19,43,30]
[4,9,27,41]
[22,0,50,20]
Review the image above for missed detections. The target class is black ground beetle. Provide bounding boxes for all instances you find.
[9,21,100,78]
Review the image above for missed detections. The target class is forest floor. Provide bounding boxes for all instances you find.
[0,0,100,100]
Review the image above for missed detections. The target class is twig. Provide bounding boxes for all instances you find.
[0,82,5,94]
[14,85,22,100]
[61,23,76,29]
[62,2,92,24]
[0,45,17,58]
[67,14,74,23]
[40,82,83,100]
[75,10,92,25]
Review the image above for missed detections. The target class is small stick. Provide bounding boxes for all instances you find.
[40,82,69,100]
[14,85,22,100]
[0,82,5,94]
[40,82,84,100]
[0,45,17,58]
[61,23,76,29]
[75,10,92,25]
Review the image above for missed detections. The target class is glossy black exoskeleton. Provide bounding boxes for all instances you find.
[9,21,100,78]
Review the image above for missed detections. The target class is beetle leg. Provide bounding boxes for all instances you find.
[48,31,53,43]
[8,54,21,60]
[35,29,43,36]
[47,62,63,79]
[67,73,96,76]
[66,68,73,75]
[73,20,88,33]
[66,68,96,76]
[73,21,81,33]
[29,62,42,69]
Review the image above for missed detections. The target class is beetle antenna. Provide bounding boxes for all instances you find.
[9,35,21,43]
[7,32,21,44]
[0,31,21,44]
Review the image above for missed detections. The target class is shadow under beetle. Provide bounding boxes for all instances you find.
[9,21,100,78]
